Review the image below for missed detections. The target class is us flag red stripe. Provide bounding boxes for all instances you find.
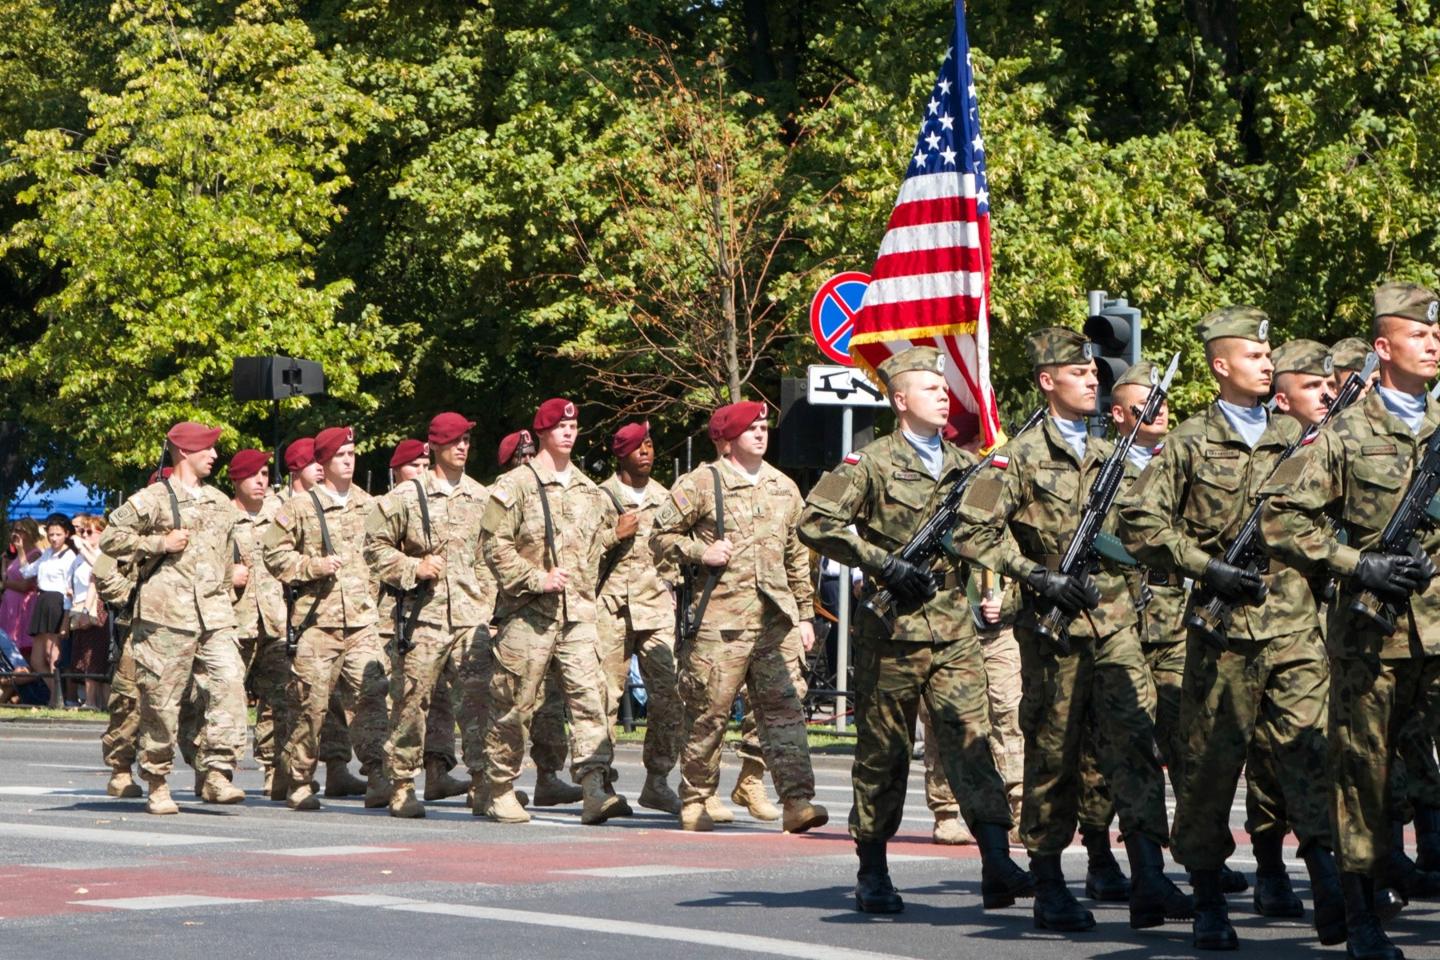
[848,0,1004,449]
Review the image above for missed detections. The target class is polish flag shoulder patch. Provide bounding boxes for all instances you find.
[991,454,1010,469]
[1300,433,1317,446]
[843,452,863,465]
[1152,442,1165,454]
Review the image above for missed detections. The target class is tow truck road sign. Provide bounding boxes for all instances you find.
[806,365,887,407]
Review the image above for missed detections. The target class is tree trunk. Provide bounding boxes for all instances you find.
[712,191,741,403]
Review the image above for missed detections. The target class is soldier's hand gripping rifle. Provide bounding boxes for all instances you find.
[856,406,1046,636]
[1187,352,1379,650]
[1032,353,1181,656]
[1347,411,1440,635]
[395,478,434,656]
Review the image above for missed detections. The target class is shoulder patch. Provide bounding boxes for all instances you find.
[991,454,1009,469]
[490,486,513,507]
[843,452,863,465]
[967,475,1004,513]
[276,510,291,528]
[671,488,691,511]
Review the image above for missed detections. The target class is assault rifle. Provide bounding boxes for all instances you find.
[856,405,1045,636]
[1187,352,1378,650]
[283,583,299,658]
[1348,406,1440,634]
[1033,353,1180,655]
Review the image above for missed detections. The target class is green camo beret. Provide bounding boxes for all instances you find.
[1271,339,1333,378]
[1329,337,1372,373]
[1113,361,1158,390]
[1374,281,1439,326]
[1195,305,1270,344]
[876,345,946,390]
[1026,326,1093,368]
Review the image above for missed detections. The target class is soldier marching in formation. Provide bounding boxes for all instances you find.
[84,281,1440,956]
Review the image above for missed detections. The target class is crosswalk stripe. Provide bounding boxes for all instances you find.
[0,823,246,847]
[71,895,259,911]
[557,865,724,878]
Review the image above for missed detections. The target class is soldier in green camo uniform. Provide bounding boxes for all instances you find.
[1333,337,1380,397]
[1261,283,1440,960]
[1117,312,1344,951]
[954,328,1191,934]
[95,551,142,798]
[799,347,1033,916]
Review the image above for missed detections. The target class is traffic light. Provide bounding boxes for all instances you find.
[1083,290,1142,415]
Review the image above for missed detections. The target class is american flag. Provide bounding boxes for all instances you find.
[848,0,1003,449]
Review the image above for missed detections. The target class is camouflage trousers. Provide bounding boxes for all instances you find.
[459,625,571,778]
[484,610,613,788]
[382,624,459,770]
[529,671,571,775]
[1392,709,1440,820]
[101,644,140,771]
[130,622,248,778]
[1016,622,1167,856]
[736,626,806,768]
[679,616,815,805]
[598,598,682,776]
[1328,650,1440,873]
[1244,629,1329,838]
[179,632,296,774]
[922,625,1024,815]
[851,628,1011,842]
[384,622,475,781]
[1077,639,1187,830]
[1171,627,1332,870]
[280,624,388,786]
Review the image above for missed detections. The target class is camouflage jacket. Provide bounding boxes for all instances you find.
[596,475,673,631]
[100,480,237,633]
[1118,404,1318,641]
[954,417,1136,639]
[262,485,378,630]
[232,495,286,639]
[481,461,615,624]
[365,472,497,630]
[798,430,980,644]
[1119,455,1187,646]
[650,459,813,630]
[1259,390,1440,658]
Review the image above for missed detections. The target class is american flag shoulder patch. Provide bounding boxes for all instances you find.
[991,454,1009,469]
[843,452,863,465]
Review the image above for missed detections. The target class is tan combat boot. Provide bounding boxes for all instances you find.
[363,771,393,809]
[287,782,321,811]
[781,797,829,834]
[932,811,973,845]
[579,770,625,825]
[487,785,532,824]
[325,760,367,798]
[200,769,245,804]
[388,779,425,818]
[638,773,682,814]
[679,799,714,832]
[705,795,736,824]
[107,768,142,798]
[423,757,469,801]
[730,758,781,821]
[534,769,582,806]
[144,776,179,816]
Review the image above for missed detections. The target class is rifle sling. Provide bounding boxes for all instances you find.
[396,477,435,651]
[596,484,628,592]
[687,466,725,638]
[525,464,558,570]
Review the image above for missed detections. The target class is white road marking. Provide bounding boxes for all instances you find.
[0,823,246,847]
[263,845,409,857]
[316,894,423,907]
[71,895,259,911]
[0,786,106,797]
[557,865,724,878]
[809,853,946,864]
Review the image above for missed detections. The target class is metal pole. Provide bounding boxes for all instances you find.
[835,405,854,732]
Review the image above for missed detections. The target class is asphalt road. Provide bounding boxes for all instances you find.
[0,721,1435,959]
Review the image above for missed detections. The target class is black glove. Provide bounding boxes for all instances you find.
[1026,567,1100,615]
[1354,551,1428,603]
[880,555,937,605]
[1202,559,1268,606]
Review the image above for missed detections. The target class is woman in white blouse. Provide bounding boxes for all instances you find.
[20,513,77,679]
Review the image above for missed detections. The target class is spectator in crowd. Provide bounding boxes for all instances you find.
[21,513,77,682]
[0,625,48,706]
[66,513,110,710]
[1,518,42,660]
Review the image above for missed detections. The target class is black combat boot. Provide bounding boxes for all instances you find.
[1381,819,1440,899]
[1300,843,1346,946]
[1029,853,1095,931]
[1414,805,1440,874]
[974,822,1035,908]
[1081,825,1130,902]
[854,840,904,914]
[1219,863,1250,893]
[1190,868,1239,950]
[1341,872,1404,960]
[1124,834,1195,929]
[1251,829,1304,918]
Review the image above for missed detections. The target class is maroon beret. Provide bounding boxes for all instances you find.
[611,421,650,458]
[428,411,476,446]
[148,466,174,484]
[313,426,355,463]
[533,397,578,433]
[229,449,271,482]
[497,430,534,467]
[283,438,316,472]
[166,420,222,453]
[390,439,427,470]
[707,401,767,442]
